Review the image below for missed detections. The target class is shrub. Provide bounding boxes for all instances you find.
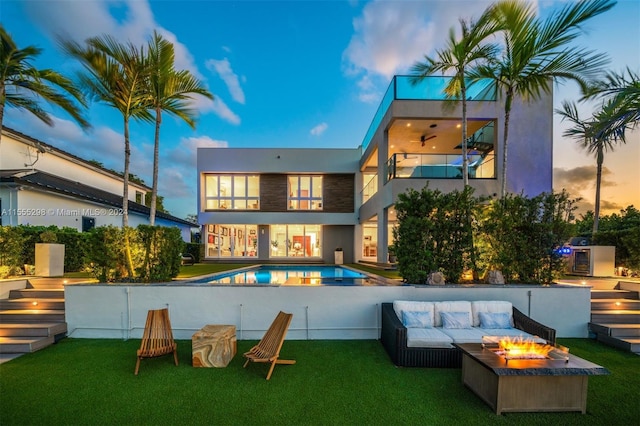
[0,226,25,269]
[393,186,480,284]
[480,190,577,284]
[84,226,124,282]
[183,242,202,263]
[137,225,184,282]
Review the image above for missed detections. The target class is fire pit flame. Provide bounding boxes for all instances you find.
[497,336,554,359]
[482,336,569,362]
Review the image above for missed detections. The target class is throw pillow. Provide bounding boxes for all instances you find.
[402,310,433,328]
[440,311,471,329]
[478,312,511,329]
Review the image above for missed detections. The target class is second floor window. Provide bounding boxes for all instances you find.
[288,176,322,210]
[204,174,260,210]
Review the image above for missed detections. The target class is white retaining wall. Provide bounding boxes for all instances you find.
[64,283,591,340]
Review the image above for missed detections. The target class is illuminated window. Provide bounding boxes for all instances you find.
[288,176,322,210]
[204,175,259,210]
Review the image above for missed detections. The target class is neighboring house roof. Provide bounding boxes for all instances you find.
[0,170,196,227]
[1,126,151,191]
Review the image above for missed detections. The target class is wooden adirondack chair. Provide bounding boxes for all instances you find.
[243,311,296,380]
[134,308,179,375]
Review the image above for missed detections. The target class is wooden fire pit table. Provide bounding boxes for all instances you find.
[455,343,609,415]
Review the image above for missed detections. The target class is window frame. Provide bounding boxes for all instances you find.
[204,174,260,211]
[288,175,323,211]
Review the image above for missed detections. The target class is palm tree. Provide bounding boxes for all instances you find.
[557,100,623,233]
[146,31,213,225]
[62,35,152,277]
[410,11,499,187]
[0,25,88,145]
[583,67,640,142]
[474,0,615,198]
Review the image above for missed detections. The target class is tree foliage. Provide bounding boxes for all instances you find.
[393,187,578,284]
[393,186,480,283]
[480,191,578,284]
[575,206,640,270]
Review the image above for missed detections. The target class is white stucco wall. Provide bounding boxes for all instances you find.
[64,283,591,340]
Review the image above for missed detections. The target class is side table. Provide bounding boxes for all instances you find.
[192,324,237,367]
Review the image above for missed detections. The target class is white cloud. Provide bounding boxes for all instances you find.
[21,0,233,120]
[343,0,494,101]
[310,122,328,136]
[206,58,246,104]
[158,135,229,199]
[211,97,241,125]
[166,135,229,169]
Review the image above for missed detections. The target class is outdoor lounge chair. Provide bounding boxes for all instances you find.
[243,311,296,380]
[134,308,179,375]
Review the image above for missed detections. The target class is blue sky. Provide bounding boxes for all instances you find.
[2,0,639,220]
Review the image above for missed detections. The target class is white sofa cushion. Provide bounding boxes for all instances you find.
[407,328,454,348]
[471,301,513,327]
[439,327,487,344]
[393,301,435,327]
[434,301,472,327]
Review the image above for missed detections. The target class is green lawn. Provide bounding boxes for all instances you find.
[1,338,637,425]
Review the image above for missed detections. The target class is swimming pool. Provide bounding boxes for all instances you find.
[188,265,393,286]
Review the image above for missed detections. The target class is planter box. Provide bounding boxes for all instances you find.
[35,243,65,277]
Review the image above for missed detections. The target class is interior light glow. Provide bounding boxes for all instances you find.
[32,301,38,306]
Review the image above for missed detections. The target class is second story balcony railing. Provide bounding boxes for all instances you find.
[361,173,378,203]
[385,153,495,183]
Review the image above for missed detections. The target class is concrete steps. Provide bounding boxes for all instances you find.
[0,281,67,360]
[589,287,640,355]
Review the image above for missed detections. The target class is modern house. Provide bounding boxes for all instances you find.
[197,76,553,263]
[0,127,195,240]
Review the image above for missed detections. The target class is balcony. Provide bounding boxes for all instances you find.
[385,153,495,183]
[360,76,496,152]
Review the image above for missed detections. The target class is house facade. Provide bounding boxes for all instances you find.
[0,127,195,241]
[197,76,553,263]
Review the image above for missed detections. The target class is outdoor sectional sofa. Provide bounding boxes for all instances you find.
[381,300,556,368]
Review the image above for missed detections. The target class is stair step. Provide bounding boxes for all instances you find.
[593,333,640,354]
[0,299,65,310]
[591,309,640,324]
[0,309,66,323]
[0,336,55,353]
[591,299,640,310]
[0,322,67,338]
[9,289,64,299]
[591,289,639,299]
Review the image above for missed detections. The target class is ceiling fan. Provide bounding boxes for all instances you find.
[410,134,437,147]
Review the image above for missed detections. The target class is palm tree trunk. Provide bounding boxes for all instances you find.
[150,107,161,226]
[0,83,5,146]
[500,88,513,199]
[593,146,603,234]
[461,83,469,187]
[122,117,135,278]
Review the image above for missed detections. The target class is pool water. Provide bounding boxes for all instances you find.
[188,265,385,286]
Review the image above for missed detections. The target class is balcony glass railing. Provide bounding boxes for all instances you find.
[360,76,496,152]
[385,153,495,183]
[361,173,378,203]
